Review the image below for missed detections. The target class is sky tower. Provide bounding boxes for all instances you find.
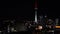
[34,0,38,23]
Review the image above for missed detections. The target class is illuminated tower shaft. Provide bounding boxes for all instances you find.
[34,0,38,23]
[35,10,37,23]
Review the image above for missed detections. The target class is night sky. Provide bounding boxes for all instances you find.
[0,0,60,20]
